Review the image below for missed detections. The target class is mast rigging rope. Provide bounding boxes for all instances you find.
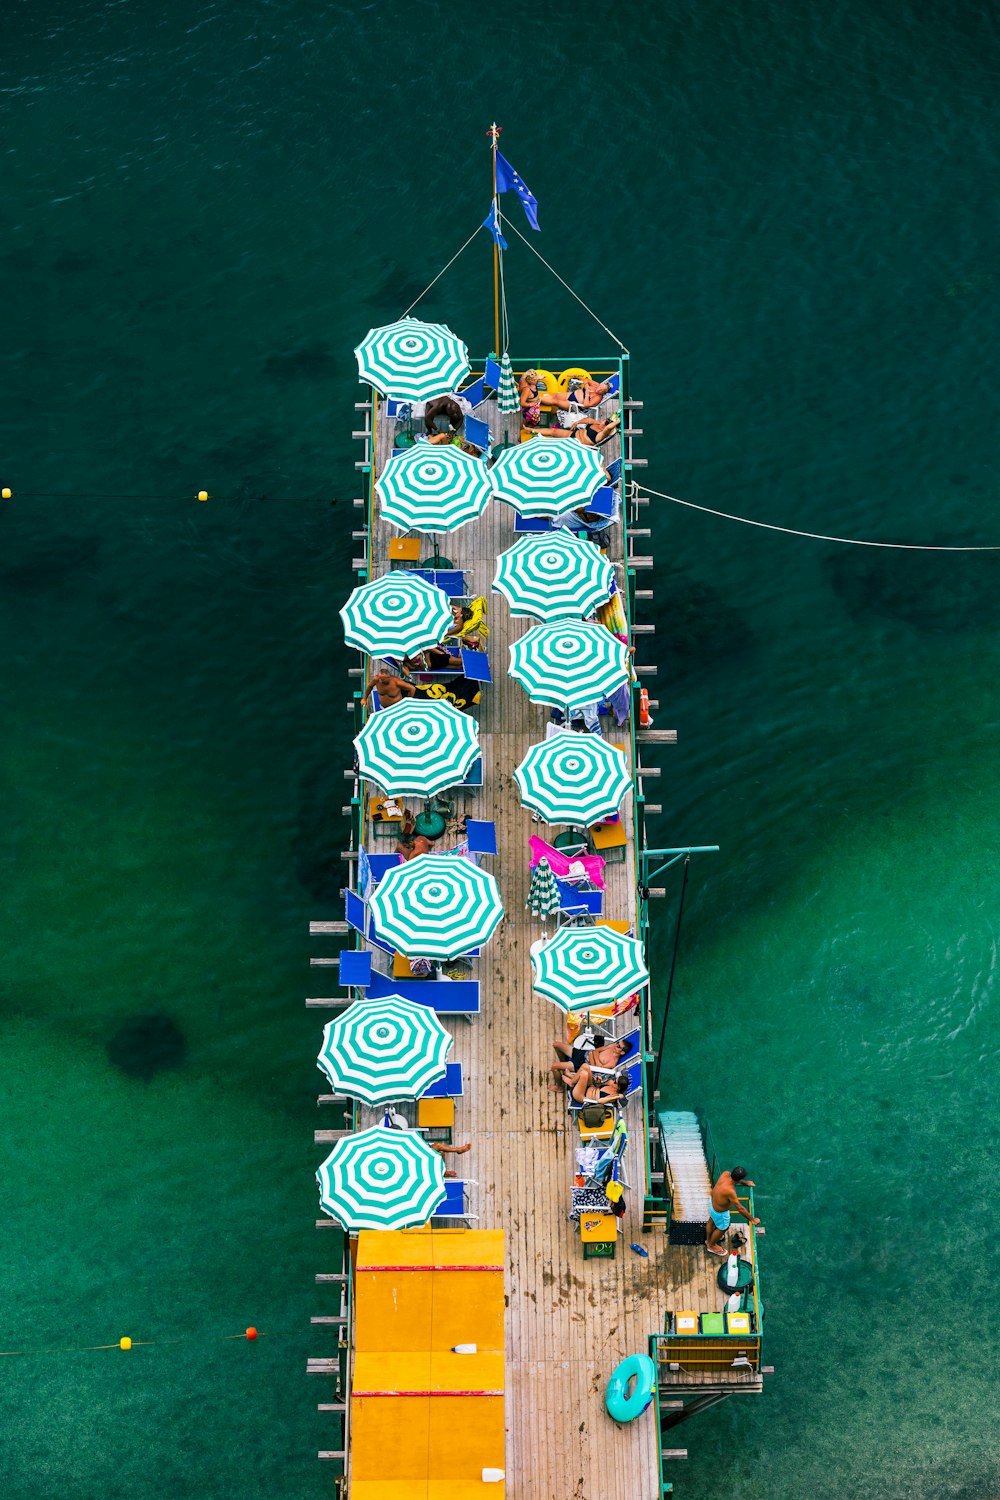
[635,482,1000,551]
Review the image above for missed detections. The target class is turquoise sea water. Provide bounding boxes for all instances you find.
[3,3,998,1496]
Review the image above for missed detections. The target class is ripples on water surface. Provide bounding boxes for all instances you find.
[2,1,998,1495]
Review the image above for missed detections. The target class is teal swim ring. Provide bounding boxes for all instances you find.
[605,1352,656,1423]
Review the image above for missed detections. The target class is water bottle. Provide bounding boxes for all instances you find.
[630,1243,649,1257]
[452,1344,477,1354]
[726,1252,739,1287]
[727,1292,742,1313]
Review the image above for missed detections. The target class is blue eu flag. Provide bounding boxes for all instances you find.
[482,200,507,250]
[495,152,540,231]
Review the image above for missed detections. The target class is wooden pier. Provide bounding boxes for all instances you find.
[313,376,764,1498]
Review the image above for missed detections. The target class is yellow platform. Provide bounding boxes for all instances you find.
[351,1483,505,1499]
[356,1229,503,1272]
[353,1351,504,1395]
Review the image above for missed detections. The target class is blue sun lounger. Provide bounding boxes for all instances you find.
[367,969,480,1019]
[421,1062,464,1100]
[431,1179,477,1223]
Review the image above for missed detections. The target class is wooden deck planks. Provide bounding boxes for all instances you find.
[327,389,757,1497]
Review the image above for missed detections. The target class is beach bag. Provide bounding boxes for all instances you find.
[580,1102,612,1129]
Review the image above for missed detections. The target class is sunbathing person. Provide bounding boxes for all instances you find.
[432,1141,471,1179]
[395,832,434,862]
[567,1064,630,1105]
[404,631,483,674]
[562,413,620,448]
[520,370,610,417]
[362,669,416,707]
[564,375,612,408]
[550,1033,632,1083]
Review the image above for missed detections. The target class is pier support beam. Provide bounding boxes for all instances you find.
[661,1391,732,1428]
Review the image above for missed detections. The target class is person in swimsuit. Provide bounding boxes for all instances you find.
[362,669,416,708]
[424,395,464,436]
[549,1034,631,1087]
[565,377,611,407]
[705,1165,759,1256]
[405,632,483,674]
[520,370,610,415]
[563,413,621,448]
[395,832,434,862]
[566,1064,629,1105]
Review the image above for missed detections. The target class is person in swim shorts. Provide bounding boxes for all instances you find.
[705,1165,759,1256]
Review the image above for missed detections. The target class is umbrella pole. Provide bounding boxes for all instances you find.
[490,123,501,356]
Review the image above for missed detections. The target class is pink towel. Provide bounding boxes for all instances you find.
[528,835,606,890]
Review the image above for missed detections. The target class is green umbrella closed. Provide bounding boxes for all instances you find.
[318,995,453,1106]
[340,571,453,659]
[376,444,492,534]
[355,317,469,400]
[514,732,632,825]
[369,853,504,959]
[526,857,561,933]
[317,1125,446,1231]
[497,352,519,414]
[354,699,480,797]
[493,531,614,620]
[531,926,650,1012]
[508,620,630,710]
[489,440,605,518]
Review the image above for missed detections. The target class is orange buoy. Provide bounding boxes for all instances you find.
[639,688,653,728]
[245,1327,258,1341]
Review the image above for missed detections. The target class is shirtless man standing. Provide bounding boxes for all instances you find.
[705,1166,759,1256]
[362,669,416,708]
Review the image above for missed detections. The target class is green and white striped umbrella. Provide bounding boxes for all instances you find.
[317,1124,446,1231]
[493,531,614,620]
[376,444,492,534]
[318,996,453,1105]
[489,440,605,518]
[340,571,453,659]
[354,699,480,797]
[531,926,650,1012]
[369,853,504,959]
[497,352,519,414]
[508,621,631,709]
[526,857,561,929]
[515,732,632,825]
[355,317,470,400]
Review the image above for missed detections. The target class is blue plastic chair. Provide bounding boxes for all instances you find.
[464,414,491,452]
[421,1062,464,1100]
[460,376,487,408]
[466,819,498,855]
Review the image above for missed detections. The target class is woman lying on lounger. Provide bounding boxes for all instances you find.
[549,1033,632,1087]
[560,413,620,448]
[563,1063,630,1105]
[403,632,483,675]
[519,370,610,414]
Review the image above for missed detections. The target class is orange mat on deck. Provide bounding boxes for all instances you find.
[349,1229,506,1493]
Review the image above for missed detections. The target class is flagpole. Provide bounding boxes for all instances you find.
[490,122,501,355]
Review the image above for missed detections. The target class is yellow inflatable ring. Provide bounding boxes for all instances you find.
[558,366,593,392]
[533,368,560,406]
